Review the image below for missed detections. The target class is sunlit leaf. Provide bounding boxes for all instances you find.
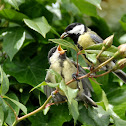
[30,81,47,93]
[46,83,59,88]
[85,50,114,57]
[85,51,97,64]
[24,16,51,38]
[4,0,19,10]
[85,0,102,10]
[43,106,50,115]
[3,28,25,61]
[49,39,77,51]
[71,0,98,17]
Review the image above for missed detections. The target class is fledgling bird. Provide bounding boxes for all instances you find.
[44,45,97,107]
[60,23,126,83]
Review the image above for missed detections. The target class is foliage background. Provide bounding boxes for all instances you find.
[0,0,126,126]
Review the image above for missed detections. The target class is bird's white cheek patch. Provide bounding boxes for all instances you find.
[68,24,84,35]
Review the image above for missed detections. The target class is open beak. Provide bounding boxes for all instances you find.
[57,45,66,55]
[60,32,69,39]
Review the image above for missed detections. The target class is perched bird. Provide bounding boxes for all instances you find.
[60,23,126,83]
[44,45,97,107]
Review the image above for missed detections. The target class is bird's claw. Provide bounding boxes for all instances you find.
[72,73,80,82]
[51,91,56,98]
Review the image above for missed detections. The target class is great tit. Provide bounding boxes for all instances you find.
[44,45,97,107]
[60,23,126,83]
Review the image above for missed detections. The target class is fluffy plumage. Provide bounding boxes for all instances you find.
[44,46,97,107]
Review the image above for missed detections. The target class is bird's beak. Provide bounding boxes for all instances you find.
[60,32,69,39]
[57,45,66,55]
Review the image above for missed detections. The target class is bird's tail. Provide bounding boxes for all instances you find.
[113,70,126,83]
[79,93,98,107]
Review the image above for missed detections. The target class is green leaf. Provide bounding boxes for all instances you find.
[120,14,126,31]
[4,92,20,125]
[49,39,77,51]
[68,99,79,124]
[43,106,50,115]
[46,83,59,88]
[24,16,51,38]
[3,28,25,61]
[3,95,27,114]
[78,105,110,126]
[47,69,62,83]
[0,97,9,124]
[86,43,118,53]
[113,102,126,120]
[67,86,78,104]
[101,90,109,110]
[89,78,102,102]
[85,50,114,57]
[59,80,79,123]
[107,85,126,120]
[0,66,9,96]
[0,105,4,126]
[85,0,102,9]
[4,0,19,10]
[71,0,98,17]
[112,116,126,126]
[0,9,28,23]
[30,81,47,93]
[3,52,48,87]
[85,51,97,64]
[59,80,78,103]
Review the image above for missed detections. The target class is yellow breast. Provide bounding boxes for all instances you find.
[78,32,95,49]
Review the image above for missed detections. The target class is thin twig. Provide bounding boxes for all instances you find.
[89,70,112,78]
[12,90,58,126]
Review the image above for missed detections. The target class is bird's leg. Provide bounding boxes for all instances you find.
[72,73,80,82]
[76,50,83,75]
[76,52,79,76]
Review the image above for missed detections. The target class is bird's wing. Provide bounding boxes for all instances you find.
[71,60,94,93]
[89,32,103,44]
[44,71,66,102]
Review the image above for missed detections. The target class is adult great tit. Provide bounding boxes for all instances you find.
[60,23,126,83]
[44,45,97,107]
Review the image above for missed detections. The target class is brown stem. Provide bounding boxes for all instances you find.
[89,70,112,78]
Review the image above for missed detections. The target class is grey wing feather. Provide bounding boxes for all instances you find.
[80,93,98,107]
[44,84,66,102]
[89,33,103,44]
[113,70,126,83]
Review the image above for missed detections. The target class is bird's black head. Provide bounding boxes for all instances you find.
[61,23,87,44]
[48,46,57,61]
[48,46,66,64]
